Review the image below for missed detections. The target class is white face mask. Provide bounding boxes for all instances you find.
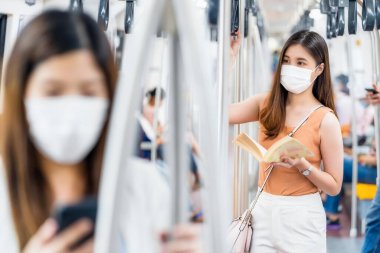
[280,65,319,94]
[25,96,109,165]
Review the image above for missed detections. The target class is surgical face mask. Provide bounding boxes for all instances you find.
[25,96,109,165]
[280,65,319,94]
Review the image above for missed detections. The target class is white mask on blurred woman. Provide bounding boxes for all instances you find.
[25,96,109,164]
[280,65,319,94]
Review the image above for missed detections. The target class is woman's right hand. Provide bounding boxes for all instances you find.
[23,218,93,253]
[230,31,241,63]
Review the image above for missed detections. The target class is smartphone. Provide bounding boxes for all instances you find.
[365,88,379,94]
[53,197,97,249]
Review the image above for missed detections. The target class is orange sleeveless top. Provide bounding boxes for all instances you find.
[258,105,334,196]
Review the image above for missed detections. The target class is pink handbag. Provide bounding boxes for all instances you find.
[228,105,324,253]
[228,165,273,253]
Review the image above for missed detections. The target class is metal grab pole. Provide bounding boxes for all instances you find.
[233,69,242,214]
[165,29,189,224]
[97,0,229,251]
[246,12,261,200]
[171,0,230,252]
[346,35,358,238]
[238,0,249,213]
[216,0,232,191]
[373,31,380,187]
[216,0,231,139]
[232,0,247,216]
[215,0,233,225]
[94,1,166,252]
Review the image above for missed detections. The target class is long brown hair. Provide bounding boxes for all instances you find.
[260,30,336,139]
[0,10,117,248]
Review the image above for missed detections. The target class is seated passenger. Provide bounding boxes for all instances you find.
[324,143,377,229]
[0,10,201,253]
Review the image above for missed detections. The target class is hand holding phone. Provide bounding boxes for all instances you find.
[53,197,97,249]
[365,84,380,105]
[365,88,379,94]
[23,219,93,253]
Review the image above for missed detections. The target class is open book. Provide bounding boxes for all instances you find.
[234,133,314,163]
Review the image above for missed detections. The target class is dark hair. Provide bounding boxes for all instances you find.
[146,87,166,100]
[0,10,117,248]
[336,74,349,85]
[260,30,336,139]
[336,74,350,95]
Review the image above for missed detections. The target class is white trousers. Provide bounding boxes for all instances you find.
[251,191,326,253]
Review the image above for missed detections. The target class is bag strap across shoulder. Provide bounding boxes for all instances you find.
[245,104,325,215]
[288,104,324,137]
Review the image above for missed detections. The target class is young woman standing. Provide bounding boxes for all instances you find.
[229,30,343,252]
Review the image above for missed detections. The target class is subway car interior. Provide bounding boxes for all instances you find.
[0,0,380,253]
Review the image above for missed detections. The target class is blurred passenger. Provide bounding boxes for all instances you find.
[271,49,280,74]
[361,84,380,253]
[230,30,343,252]
[137,87,165,160]
[143,87,166,127]
[138,87,203,221]
[324,140,377,230]
[0,10,201,253]
[333,74,374,139]
[334,74,351,131]
[138,87,202,187]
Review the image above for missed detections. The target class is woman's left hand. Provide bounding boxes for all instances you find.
[366,84,380,105]
[161,224,202,253]
[273,156,310,172]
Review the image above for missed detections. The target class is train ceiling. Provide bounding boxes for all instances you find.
[259,0,318,37]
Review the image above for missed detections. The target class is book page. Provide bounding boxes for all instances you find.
[234,133,267,161]
[264,136,314,163]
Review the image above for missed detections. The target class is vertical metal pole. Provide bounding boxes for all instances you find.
[233,67,242,215]
[233,0,246,216]
[373,31,380,187]
[238,0,249,212]
[171,0,230,251]
[94,1,166,252]
[216,0,232,176]
[166,30,189,224]
[247,15,261,199]
[215,0,233,224]
[346,35,358,238]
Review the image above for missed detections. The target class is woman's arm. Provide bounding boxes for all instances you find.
[278,112,344,196]
[316,112,344,195]
[229,93,266,124]
[358,155,377,167]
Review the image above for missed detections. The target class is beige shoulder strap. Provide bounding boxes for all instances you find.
[246,104,325,215]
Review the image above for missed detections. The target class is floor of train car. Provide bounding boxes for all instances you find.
[326,193,364,253]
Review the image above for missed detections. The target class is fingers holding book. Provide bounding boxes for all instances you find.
[272,156,311,173]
